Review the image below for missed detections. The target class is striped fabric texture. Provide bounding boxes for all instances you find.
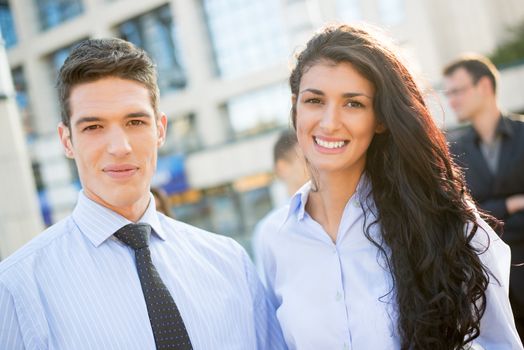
[0,191,286,350]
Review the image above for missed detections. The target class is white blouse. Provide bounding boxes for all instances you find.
[257,177,523,350]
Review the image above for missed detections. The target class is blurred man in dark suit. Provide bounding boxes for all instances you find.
[444,54,524,341]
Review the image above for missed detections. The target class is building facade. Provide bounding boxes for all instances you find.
[1,0,523,255]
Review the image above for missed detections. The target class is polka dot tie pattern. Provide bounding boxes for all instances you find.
[114,223,193,350]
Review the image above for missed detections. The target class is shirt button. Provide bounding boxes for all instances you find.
[353,200,360,208]
[343,342,349,350]
[336,291,342,301]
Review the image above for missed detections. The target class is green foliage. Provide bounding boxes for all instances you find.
[489,21,524,68]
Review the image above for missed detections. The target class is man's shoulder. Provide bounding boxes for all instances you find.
[446,124,472,143]
[504,113,524,128]
[505,112,524,121]
[160,216,246,258]
[0,218,72,279]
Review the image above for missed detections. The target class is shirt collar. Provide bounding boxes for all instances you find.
[496,115,513,137]
[287,181,312,221]
[286,172,373,221]
[468,114,513,142]
[72,190,167,247]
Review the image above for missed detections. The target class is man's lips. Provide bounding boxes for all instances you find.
[103,164,139,179]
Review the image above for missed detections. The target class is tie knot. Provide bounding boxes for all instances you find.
[114,223,151,250]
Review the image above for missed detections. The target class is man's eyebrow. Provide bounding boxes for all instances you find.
[75,116,101,127]
[74,112,153,127]
[125,112,153,119]
[300,88,372,99]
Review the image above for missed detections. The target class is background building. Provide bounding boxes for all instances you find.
[1,0,523,257]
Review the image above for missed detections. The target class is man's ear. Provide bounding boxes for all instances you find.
[275,158,290,182]
[478,76,494,95]
[157,113,168,147]
[58,122,74,159]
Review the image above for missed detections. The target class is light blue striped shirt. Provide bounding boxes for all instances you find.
[0,191,286,350]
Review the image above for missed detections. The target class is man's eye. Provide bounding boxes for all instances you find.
[129,120,145,126]
[83,125,101,132]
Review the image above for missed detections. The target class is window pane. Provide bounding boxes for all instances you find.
[226,83,291,138]
[118,4,187,93]
[336,0,362,23]
[0,0,17,48]
[34,0,84,30]
[11,67,36,137]
[49,42,80,75]
[164,113,202,155]
[238,186,272,237]
[378,0,405,25]
[202,0,288,78]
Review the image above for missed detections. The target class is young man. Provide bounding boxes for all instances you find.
[252,130,308,274]
[443,54,524,341]
[0,38,285,349]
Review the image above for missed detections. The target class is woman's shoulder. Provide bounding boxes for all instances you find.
[468,215,511,291]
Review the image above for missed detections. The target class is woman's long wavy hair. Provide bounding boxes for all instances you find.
[290,24,492,349]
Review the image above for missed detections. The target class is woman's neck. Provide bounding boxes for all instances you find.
[306,169,363,242]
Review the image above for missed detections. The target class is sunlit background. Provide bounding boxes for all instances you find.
[1,0,523,259]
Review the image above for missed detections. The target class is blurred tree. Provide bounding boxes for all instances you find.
[490,21,524,68]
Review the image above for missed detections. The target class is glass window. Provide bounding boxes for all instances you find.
[238,186,272,237]
[48,41,81,76]
[34,0,84,30]
[336,0,362,23]
[11,67,36,137]
[207,191,243,237]
[226,83,291,138]
[0,0,17,48]
[172,200,213,232]
[202,0,288,78]
[118,4,187,93]
[163,113,202,155]
[378,0,405,26]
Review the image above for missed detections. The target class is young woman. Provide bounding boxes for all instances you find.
[257,24,523,349]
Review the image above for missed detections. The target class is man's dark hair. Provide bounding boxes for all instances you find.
[443,54,499,93]
[273,130,298,164]
[57,38,159,128]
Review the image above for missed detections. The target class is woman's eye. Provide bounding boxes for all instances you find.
[346,101,364,108]
[305,98,322,104]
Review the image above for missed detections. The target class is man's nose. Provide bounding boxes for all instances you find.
[107,127,132,156]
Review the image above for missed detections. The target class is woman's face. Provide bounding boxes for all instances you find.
[294,61,382,178]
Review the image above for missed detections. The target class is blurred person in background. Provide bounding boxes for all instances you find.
[151,186,174,218]
[252,130,308,272]
[0,38,285,350]
[444,54,524,341]
[258,24,523,349]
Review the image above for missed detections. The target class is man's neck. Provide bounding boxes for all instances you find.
[471,103,501,144]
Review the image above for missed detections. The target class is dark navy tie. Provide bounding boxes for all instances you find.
[114,223,193,349]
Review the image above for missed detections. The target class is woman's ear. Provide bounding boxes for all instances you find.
[291,94,297,106]
[375,123,386,134]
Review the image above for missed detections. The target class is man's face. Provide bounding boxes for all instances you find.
[443,67,484,122]
[58,77,167,220]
